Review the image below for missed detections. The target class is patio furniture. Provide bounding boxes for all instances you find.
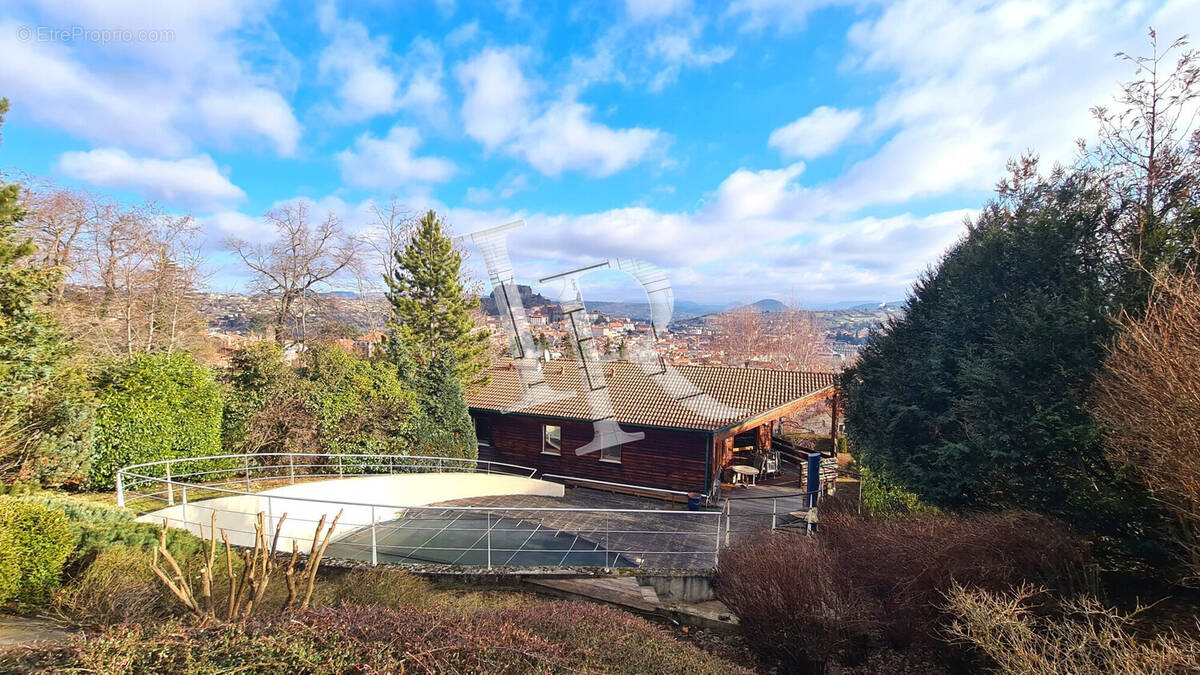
[755,450,780,477]
[730,464,759,487]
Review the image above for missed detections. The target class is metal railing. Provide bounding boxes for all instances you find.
[116,453,723,571]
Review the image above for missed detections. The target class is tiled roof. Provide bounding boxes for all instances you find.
[467,358,837,431]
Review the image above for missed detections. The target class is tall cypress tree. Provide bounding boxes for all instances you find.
[842,167,1167,566]
[386,210,490,387]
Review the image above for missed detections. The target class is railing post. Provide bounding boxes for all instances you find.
[714,512,721,569]
[244,454,251,492]
[370,505,378,566]
[181,486,189,530]
[486,512,492,571]
[116,471,125,508]
[724,501,731,546]
[771,498,777,530]
[338,455,344,477]
[605,515,611,571]
[166,463,174,506]
[289,455,295,484]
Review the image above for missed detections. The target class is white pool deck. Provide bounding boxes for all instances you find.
[136,473,565,553]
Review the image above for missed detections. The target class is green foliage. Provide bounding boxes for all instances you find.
[858,465,934,518]
[8,492,204,566]
[386,210,490,388]
[222,342,419,463]
[302,344,416,457]
[842,170,1165,565]
[90,352,224,489]
[221,341,291,451]
[406,346,477,460]
[0,496,76,610]
[0,99,94,488]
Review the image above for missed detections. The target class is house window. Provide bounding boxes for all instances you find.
[542,425,561,455]
[474,416,491,447]
[600,443,621,463]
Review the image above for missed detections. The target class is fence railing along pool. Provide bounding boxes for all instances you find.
[117,453,733,571]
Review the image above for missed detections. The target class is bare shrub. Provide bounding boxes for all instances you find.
[718,511,1087,671]
[149,509,341,621]
[944,583,1200,674]
[822,510,1088,648]
[717,531,872,672]
[1094,264,1200,581]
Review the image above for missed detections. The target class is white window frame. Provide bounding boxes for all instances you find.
[542,424,562,455]
[599,443,622,464]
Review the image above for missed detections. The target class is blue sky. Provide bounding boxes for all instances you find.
[1,0,1197,306]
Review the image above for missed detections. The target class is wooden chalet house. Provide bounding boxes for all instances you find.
[467,358,837,496]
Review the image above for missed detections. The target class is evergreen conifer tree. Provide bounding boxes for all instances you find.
[385,210,490,387]
[409,347,477,459]
[0,97,94,486]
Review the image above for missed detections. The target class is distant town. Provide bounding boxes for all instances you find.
[198,284,901,372]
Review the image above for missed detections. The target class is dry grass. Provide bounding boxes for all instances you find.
[3,602,752,674]
[944,583,1200,674]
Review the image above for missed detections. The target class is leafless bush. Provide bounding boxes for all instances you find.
[717,531,872,671]
[822,510,1088,649]
[718,511,1087,671]
[944,582,1200,674]
[1094,264,1200,581]
[150,509,341,621]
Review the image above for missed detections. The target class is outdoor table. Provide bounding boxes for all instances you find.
[731,464,759,487]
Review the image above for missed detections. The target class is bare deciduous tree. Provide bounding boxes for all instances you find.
[1093,263,1200,582]
[712,304,767,367]
[19,181,208,356]
[227,202,359,345]
[1081,29,1200,271]
[773,298,825,371]
[352,197,417,332]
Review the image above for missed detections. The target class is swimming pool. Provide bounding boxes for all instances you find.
[327,510,637,568]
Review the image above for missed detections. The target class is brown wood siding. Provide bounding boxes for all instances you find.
[471,411,711,494]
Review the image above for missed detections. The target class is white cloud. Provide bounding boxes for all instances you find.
[828,0,1194,209]
[446,21,480,48]
[456,47,665,176]
[316,4,448,123]
[456,48,534,149]
[646,26,735,91]
[0,4,301,157]
[726,0,840,32]
[520,101,663,177]
[336,125,457,190]
[768,107,862,159]
[56,149,245,209]
[625,0,690,23]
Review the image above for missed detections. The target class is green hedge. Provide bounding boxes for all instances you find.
[0,497,76,609]
[8,493,204,566]
[89,352,224,490]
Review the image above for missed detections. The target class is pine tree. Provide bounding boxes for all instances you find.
[386,210,490,387]
[0,97,93,485]
[409,347,477,460]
